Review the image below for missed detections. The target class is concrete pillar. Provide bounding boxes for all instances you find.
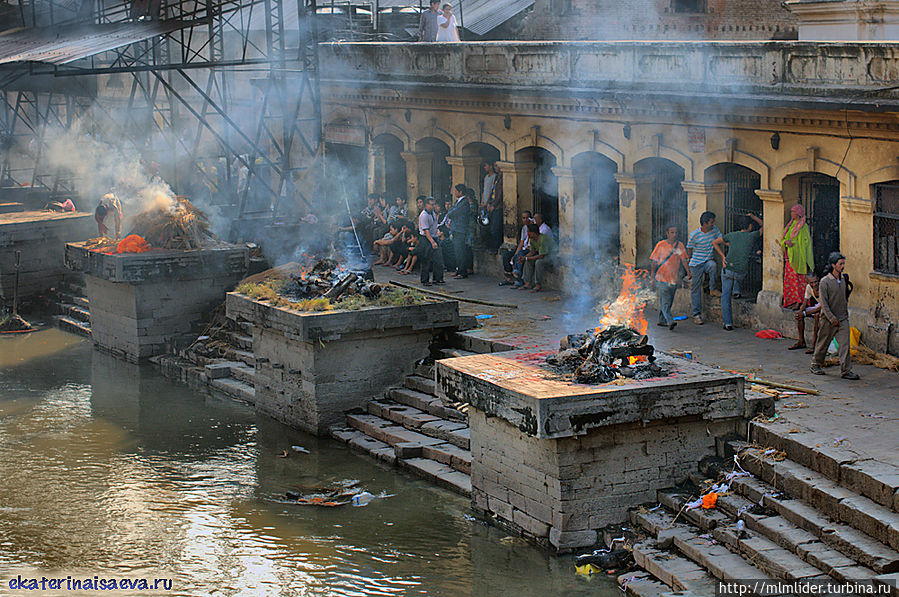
[552,166,575,256]
[496,161,536,245]
[615,173,638,265]
[446,156,483,197]
[756,189,786,296]
[368,144,386,196]
[401,151,433,210]
[682,182,727,234]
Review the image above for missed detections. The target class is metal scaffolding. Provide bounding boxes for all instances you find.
[0,0,323,234]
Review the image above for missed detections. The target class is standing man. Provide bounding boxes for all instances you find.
[481,162,503,252]
[650,225,691,331]
[418,196,444,286]
[811,252,859,379]
[686,211,724,325]
[713,213,763,331]
[446,183,471,279]
[417,0,441,42]
[95,191,123,239]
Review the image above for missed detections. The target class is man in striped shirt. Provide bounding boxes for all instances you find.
[686,211,724,325]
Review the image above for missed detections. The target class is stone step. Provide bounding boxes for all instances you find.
[874,573,899,596]
[731,473,899,574]
[71,296,90,310]
[209,377,255,403]
[367,398,443,430]
[711,522,830,581]
[387,386,467,423]
[399,457,471,496]
[226,348,255,367]
[403,374,436,396]
[413,361,434,379]
[751,421,899,514]
[236,320,254,335]
[216,330,252,351]
[631,506,773,585]
[438,347,476,360]
[346,413,446,448]
[229,362,256,386]
[62,303,91,323]
[617,571,681,597]
[631,540,721,594]
[329,426,397,465]
[55,315,91,338]
[737,446,899,552]
[420,441,471,475]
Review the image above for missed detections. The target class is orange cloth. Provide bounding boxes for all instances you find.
[650,240,687,285]
[701,493,718,509]
[116,234,151,254]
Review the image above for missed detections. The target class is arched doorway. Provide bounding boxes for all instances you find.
[783,172,840,276]
[706,163,762,298]
[635,158,686,247]
[572,151,619,258]
[462,142,501,204]
[416,137,451,205]
[372,134,406,202]
[515,147,558,231]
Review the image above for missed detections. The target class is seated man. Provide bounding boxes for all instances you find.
[500,210,532,286]
[517,223,555,292]
[789,273,821,354]
[373,222,399,265]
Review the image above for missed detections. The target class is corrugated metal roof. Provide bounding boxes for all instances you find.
[373,0,534,35]
[0,21,187,66]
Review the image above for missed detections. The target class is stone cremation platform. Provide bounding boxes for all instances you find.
[437,351,750,552]
[0,211,94,303]
[66,241,248,362]
[226,291,460,436]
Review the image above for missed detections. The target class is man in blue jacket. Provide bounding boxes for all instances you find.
[446,183,471,279]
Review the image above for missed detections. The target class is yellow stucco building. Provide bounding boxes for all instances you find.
[319,41,899,355]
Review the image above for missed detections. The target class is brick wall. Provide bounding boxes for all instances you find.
[516,0,798,41]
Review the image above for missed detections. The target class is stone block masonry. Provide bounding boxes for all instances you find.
[67,242,248,362]
[226,292,460,436]
[0,211,94,302]
[438,351,746,552]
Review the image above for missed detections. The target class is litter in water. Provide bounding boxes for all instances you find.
[291,445,310,453]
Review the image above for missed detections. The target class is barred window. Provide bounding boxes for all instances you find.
[874,182,899,275]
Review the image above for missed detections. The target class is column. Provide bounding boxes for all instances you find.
[551,166,575,257]
[496,161,536,246]
[368,144,386,196]
[401,151,433,211]
[445,156,483,197]
[682,181,727,234]
[756,189,786,296]
[615,173,638,265]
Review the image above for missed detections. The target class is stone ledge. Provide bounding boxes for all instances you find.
[437,351,745,439]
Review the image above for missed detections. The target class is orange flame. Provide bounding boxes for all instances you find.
[596,263,649,336]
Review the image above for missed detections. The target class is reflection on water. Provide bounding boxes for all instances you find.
[0,329,618,596]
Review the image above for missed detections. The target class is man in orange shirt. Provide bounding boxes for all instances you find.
[650,225,691,330]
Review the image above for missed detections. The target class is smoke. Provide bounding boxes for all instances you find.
[43,121,175,218]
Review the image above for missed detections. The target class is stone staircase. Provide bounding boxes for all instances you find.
[620,422,899,596]
[53,273,91,337]
[330,357,473,497]
[153,318,256,404]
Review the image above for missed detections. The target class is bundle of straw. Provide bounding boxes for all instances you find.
[131,197,212,249]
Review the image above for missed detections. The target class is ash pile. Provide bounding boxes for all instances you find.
[546,325,665,384]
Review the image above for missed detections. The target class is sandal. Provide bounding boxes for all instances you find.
[787,342,806,350]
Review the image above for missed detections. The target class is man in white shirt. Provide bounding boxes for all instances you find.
[534,212,552,236]
[499,210,533,286]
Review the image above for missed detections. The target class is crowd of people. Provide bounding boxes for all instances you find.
[649,206,858,380]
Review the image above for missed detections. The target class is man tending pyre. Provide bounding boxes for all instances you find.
[95,192,123,239]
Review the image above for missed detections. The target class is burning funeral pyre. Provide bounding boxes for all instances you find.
[236,255,422,312]
[546,264,665,384]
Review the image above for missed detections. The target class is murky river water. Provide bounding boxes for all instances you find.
[0,326,619,596]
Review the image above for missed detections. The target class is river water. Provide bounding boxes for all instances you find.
[0,326,619,596]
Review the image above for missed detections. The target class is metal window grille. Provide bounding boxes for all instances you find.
[798,174,840,276]
[875,183,899,275]
[723,164,762,299]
